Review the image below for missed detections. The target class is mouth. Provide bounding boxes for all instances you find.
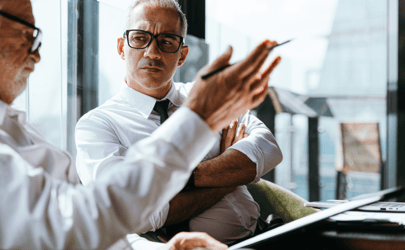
[140,67,162,72]
[24,66,35,73]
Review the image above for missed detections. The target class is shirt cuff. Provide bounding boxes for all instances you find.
[150,203,170,231]
[152,106,216,168]
[126,234,165,250]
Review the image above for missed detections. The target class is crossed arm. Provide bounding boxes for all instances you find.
[165,114,283,226]
[164,120,249,226]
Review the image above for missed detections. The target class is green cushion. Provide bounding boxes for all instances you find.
[247,179,318,223]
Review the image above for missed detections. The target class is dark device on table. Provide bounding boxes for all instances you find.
[228,186,405,250]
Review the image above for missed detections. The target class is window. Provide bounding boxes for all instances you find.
[14,0,67,149]
[206,0,387,200]
[19,0,389,201]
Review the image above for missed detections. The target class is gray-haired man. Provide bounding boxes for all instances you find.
[75,0,283,248]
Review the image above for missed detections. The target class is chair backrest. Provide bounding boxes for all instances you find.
[339,122,382,173]
[247,179,318,223]
[336,122,382,199]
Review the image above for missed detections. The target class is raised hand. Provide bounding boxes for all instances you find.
[185,40,281,132]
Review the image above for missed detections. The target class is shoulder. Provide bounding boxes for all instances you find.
[76,103,119,131]
[78,94,129,124]
[0,142,31,169]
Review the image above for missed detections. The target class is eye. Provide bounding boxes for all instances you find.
[22,29,34,41]
[133,36,146,41]
[161,39,173,45]
[22,30,29,37]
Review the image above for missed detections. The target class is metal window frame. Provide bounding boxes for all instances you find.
[387,0,405,201]
[67,0,99,156]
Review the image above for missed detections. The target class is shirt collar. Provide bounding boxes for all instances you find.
[119,81,182,119]
[0,100,27,126]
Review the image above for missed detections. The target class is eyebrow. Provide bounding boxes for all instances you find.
[0,10,36,30]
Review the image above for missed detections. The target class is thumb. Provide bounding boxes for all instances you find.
[195,46,233,80]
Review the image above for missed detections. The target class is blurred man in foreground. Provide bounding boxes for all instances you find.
[0,0,279,249]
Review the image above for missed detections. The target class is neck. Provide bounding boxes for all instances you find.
[125,77,172,100]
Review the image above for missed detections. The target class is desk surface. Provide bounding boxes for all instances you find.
[318,229,405,250]
[248,227,405,250]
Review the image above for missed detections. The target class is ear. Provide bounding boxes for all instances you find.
[177,45,189,67]
[117,37,125,60]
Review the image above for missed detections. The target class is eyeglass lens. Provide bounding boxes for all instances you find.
[128,30,181,53]
[31,29,42,53]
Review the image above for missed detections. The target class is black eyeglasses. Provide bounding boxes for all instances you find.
[0,10,42,53]
[124,29,183,53]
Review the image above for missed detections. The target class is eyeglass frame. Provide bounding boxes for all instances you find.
[0,10,42,53]
[123,29,184,53]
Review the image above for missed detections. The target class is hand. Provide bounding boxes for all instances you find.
[162,232,228,250]
[220,120,249,154]
[184,40,281,132]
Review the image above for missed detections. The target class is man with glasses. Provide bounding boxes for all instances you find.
[75,0,283,248]
[0,0,280,249]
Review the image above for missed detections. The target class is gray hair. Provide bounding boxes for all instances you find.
[125,0,188,39]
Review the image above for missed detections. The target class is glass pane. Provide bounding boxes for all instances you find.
[26,0,65,149]
[207,0,387,200]
[98,2,127,105]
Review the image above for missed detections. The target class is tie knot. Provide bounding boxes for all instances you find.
[153,100,170,124]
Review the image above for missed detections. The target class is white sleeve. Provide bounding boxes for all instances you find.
[126,234,165,250]
[75,108,169,232]
[0,107,215,249]
[228,110,283,183]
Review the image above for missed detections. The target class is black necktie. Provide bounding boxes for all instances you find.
[153,100,170,124]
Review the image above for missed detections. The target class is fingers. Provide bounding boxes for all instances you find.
[261,56,282,81]
[220,120,249,153]
[235,40,274,79]
[249,56,281,93]
[244,41,278,81]
[205,45,233,73]
[251,83,270,107]
[234,123,246,144]
[166,232,228,250]
[220,126,229,153]
[224,120,237,149]
[247,56,281,108]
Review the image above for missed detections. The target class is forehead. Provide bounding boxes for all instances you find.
[129,4,181,34]
[0,0,35,25]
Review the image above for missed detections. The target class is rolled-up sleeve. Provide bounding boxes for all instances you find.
[229,110,283,183]
[0,107,216,249]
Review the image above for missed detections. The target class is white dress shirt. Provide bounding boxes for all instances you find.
[0,100,216,249]
[75,81,283,246]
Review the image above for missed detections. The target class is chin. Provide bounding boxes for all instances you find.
[11,76,28,97]
[133,75,171,90]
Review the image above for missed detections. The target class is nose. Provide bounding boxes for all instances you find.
[143,38,162,60]
[29,49,41,64]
